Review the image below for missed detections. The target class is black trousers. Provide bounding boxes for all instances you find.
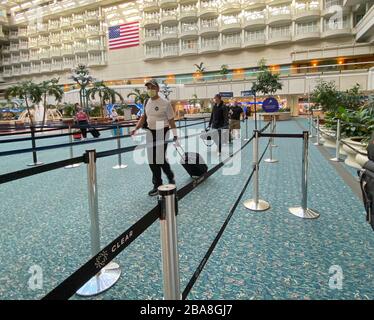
[78,120,88,138]
[147,127,174,188]
[212,128,223,153]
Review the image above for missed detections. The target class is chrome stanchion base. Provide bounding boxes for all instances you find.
[112,164,128,169]
[271,144,278,148]
[27,162,44,167]
[76,262,121,297]
[264,158,279,163]
[243,199,270,211]
[330,157,343,162]
[313,142,322,146]
[65,163,82,169]
[289,207,320,219]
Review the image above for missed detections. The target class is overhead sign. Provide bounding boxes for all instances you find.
[241,90,255,97]
[262,97,280,113]
[219,92,233,98]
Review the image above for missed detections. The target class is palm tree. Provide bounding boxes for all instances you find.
[39,78,64,130]
[127,88,149,105]
[87,81,124,117]
[194,62,206,73]
[5,81,42,127]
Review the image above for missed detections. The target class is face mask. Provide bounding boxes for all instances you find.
[147,89,157,98]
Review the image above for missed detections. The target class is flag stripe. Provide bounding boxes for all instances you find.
[109,21,140,51]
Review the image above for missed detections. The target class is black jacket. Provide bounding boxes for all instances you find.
[209,102,229,129]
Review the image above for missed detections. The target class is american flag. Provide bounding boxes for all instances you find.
[108,21,140,50]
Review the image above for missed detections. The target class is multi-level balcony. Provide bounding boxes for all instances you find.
[322,21,352,38]
[199,4,219,17]
[20,52,29,63]
[10,43,19,52]
[144,48,162,60]
[160,0,178,8]
[29,50,40,61]
[180,43,199,55]
[86,26,102,37]
[11,54,21,64]
[220,0,242,14]
[86,9,103,22]
[30,63,41,74]
[61,32,74,43]
[88,53,106,67]
[41,61,51,73]
[161,29,179,41]
[39,37,49,47]
[162,45,179,58]
[2,57,11,66]
[199,22,219,35]
[268,8,292,26]
[49,20,60,32]
[294,5,321,22]
[12,65,21,77]
[19,41,29,50]
[72,14,86,26]
[242,12,266,29]
[27,25,38,36]
[74,43,87,54]
[18,28,28,38]
[9,30,18,40]
[49,35,61,45]
[50,46,62,58]
[143,16,160,28]
[2,45,10,54]
[60,17,72,29]
[76,54,88,66]
[51,59,63,72]
[221,36,242,51]
[267,28,292,44]
[37,23,49,34]
[160,13,178,24]
[29,38,38,48]
[180,26,199,39]
[3,68,12,78]
[62,45,74,56]
[21,64,31,75]
[143,32,161,44]
[39,49,50,60]
[63,57,76,70]
[322,0,348,17]
[199,40,220,53]
[220,17,243,33]
[243,31,266,47]
[74,28,87,40]
[143,0,159,12]
[294,23,321,41]
[87,40,104,51]
[180,8,198,21]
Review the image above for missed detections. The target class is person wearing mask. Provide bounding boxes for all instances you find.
[229,102,243,142]
[75,106,90,139]
[206,94,229,156]
[131,79,178,196]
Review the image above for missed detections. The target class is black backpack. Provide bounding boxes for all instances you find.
[359,160,374,231]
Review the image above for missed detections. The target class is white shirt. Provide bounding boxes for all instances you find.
[145,97,175,130]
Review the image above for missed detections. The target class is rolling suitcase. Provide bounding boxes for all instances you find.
[174,144,208,178]
[90,127,101,138]
[73,130,82,140]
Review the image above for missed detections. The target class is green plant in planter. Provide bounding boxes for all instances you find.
[251,59,282,96]
[311,80,342,113]
[220,64,229,80]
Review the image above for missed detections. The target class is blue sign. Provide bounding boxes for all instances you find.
[219,92,233,98]
[106,103,115,115]
[262,97,280,113]
[241,90,255,97]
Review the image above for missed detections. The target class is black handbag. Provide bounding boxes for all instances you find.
[359,160,374,231]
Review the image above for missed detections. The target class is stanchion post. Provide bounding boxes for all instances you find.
[244,115,249,141]
[113,124,128,169]
[264,120,278,163]
[65,125,81,169]
[184,118,187,137]
[27,125,43,167]
[313,116,322,146]
[271,115,278,147]
[309,113,314,138]
[243,130,270,211]
[289,132,320,219]
[76,150,121,297]
[330,119,343,162]
[158,184,181,300]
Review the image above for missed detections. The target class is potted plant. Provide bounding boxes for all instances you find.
[220,64,229,80]
[194,62,206,82]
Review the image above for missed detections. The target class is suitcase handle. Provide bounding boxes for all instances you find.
[173,143,185,160]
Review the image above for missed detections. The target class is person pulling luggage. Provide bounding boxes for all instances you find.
[131,79,178,196]
[75,106,90,140]
[206,94,229,156]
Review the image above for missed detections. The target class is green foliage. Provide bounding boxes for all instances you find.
[60,104,76,118]
[194,62,206,73]
[220,64,229,76]
[127,88,149,105]
[252,59,283,96]
[39,78,64,128]
[189,94,200,107]
[311,80,341,113]
[89,105,102,117]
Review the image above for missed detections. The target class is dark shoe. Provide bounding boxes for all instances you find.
[148,187,159,196]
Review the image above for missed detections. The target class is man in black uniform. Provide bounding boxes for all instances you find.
[207,94,229,156]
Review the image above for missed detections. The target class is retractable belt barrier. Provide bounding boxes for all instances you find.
[41,122,271,300]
